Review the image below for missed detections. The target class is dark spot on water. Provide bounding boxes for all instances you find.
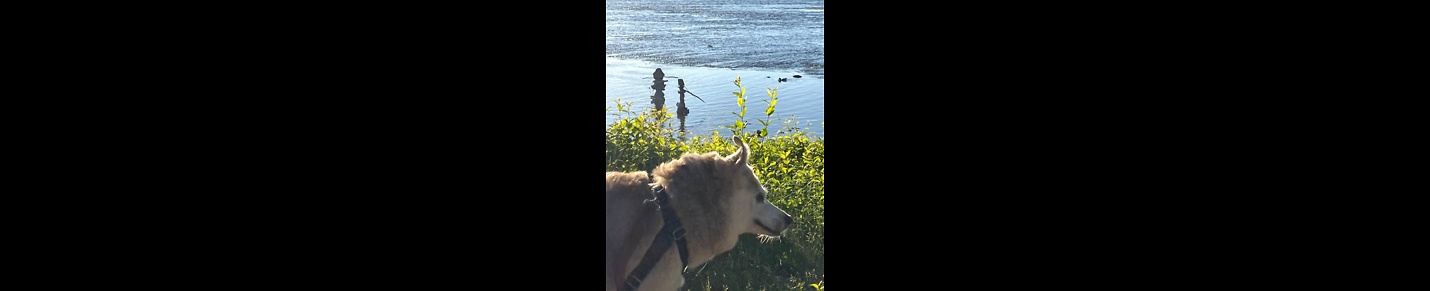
[793,75,802,78]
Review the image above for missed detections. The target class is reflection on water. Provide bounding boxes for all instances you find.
[645,68,709,135]
[610,61,824,137]
[648,68,701,134]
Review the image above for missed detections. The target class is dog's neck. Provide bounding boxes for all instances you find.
[656,184,739,268]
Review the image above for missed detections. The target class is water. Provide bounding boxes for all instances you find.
[606,0,825,137]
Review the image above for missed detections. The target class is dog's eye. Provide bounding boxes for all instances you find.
[756,193,766,202]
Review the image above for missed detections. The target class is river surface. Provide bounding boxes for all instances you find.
[606,0,824,137]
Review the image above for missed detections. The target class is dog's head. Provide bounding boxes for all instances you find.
[654,136,795,252]
[723,136,794,239]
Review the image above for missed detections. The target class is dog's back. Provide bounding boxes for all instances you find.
[605,171,663,291]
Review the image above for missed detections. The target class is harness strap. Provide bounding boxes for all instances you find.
[619,186,690,291]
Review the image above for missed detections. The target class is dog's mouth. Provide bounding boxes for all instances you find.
[755,220,783,236]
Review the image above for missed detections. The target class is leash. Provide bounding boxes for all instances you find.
[620,185,691,291]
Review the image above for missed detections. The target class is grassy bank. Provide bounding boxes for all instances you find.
[606,77,825,291]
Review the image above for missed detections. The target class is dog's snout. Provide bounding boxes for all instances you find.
[783,214,794,225]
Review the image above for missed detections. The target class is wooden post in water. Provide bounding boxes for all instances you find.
[676,79,690,133]
[650,68,667,111]
[674,78,686,133]
[676,79,691,116]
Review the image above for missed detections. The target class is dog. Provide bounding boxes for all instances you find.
[606,136,794,291]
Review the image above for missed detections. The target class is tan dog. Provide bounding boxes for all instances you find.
[606,136,794,291]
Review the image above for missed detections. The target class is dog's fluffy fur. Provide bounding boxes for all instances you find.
[605,137,793,291]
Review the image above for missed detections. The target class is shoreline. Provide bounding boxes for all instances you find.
[605,58,825,137]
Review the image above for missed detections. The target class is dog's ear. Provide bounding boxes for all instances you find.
[728,136,750,165]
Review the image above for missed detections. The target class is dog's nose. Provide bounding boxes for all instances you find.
[783,214,794,225]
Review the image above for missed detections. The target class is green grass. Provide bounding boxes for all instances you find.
[606,77,825,291]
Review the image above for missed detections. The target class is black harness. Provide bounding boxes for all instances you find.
[620,185,690,291]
